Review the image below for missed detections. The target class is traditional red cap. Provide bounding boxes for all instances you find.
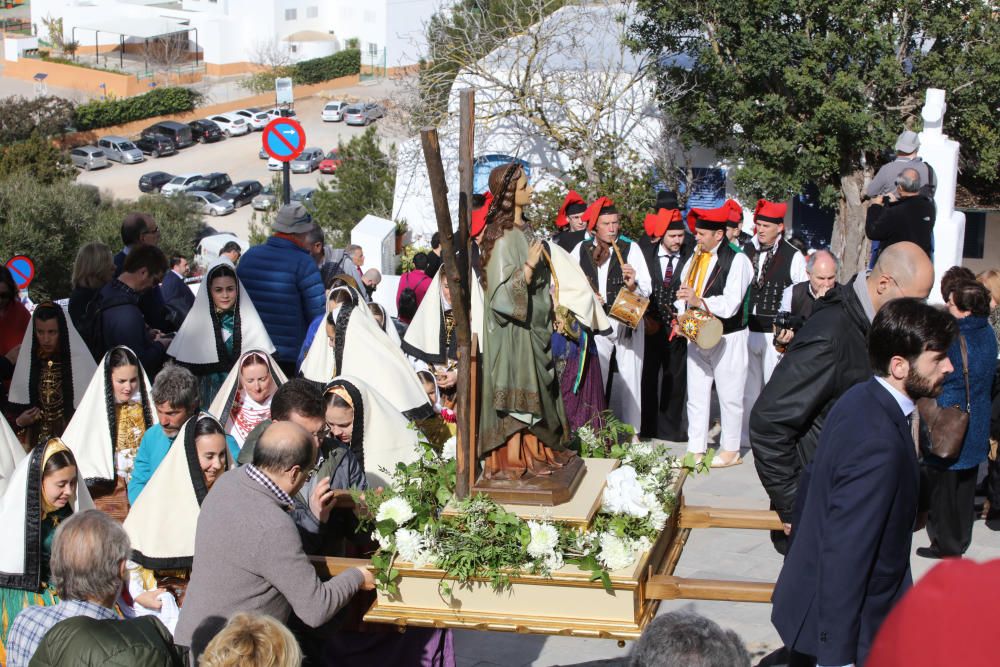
[470,191,493,237]
[722,199,744,226]
[686,205,729,233]
[555,190,586,229]
[644,208,683,238]
[866,559,1000,667]
[582,196,616,231]
[754,199,787,224]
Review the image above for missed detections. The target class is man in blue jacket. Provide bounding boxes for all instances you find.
[771,298,957,667]
[237,203,326,376]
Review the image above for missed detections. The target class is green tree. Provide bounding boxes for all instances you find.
[0,133,75,185]
[0,96,75,144]
[311,127,396,246]
[631,0,1000,274]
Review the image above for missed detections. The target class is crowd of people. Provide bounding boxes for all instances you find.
[0,130,996,666]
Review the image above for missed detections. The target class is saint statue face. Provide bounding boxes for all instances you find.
[514,173,533,208]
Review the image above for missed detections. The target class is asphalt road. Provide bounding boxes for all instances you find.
[75,94,401,242]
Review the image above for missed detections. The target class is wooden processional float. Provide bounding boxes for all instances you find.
[311,89,782,640]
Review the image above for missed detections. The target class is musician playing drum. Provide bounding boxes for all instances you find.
[673,205,754,468]
[570,197,652,428]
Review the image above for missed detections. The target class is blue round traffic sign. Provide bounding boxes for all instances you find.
[6,255,34,289]
[262,117,306,162]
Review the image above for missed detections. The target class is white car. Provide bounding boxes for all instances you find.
[233,108,270,131]
[206,113,250,137]
[265,107,297,121]
[267,156,284,171]
[321,101,347,122]
[186,190,235,216]
[161,172,204,196]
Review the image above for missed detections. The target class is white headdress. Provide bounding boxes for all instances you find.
[323,376,420,488]
[167,258,275,370]
[208,350,288,447]
[0,439,94,590]
[9,302,97,410]
[124,413,229,569]
[0,417,26,497]
[61,346,157,484]
[402,271,484,364]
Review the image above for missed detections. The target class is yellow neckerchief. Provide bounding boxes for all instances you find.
[40,438,71,519]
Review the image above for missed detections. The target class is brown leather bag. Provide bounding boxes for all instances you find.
[917,335,969,459]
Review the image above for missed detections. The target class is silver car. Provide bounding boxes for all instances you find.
[187,190,235,216]
[290,147,324,174]
[344,102,385,126]
[69,146,110,171]
[161,173,204,196]
[251,184,278,211]
[97,136,144,164]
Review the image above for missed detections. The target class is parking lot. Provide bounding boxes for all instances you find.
[75,95,404,242]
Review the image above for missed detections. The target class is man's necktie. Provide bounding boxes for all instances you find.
[663,256,675,287]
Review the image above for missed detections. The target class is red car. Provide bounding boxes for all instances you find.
[318,150,342,174]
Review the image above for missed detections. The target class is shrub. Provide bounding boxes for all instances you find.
[73,86,203,131]
[292,49,361,85]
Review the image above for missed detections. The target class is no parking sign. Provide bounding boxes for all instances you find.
[6,255,35,289]
[262,117,306,162]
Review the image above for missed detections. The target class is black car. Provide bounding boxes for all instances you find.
[188,119,224,144]
[138,171,174,193]
[188,172,233,196]
[221,180,263,208]
[133,134,176,159]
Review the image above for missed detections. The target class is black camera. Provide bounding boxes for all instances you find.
[773,311,805,333]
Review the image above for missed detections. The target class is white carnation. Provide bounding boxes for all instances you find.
[597,533,637,571]
[375,497,415,526]
[526,521,560,559]
[441,436,457,460]
[602,466,650,518]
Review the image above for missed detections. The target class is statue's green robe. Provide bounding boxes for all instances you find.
[478,227,568,457]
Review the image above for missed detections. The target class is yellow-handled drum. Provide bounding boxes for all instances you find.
[677,307,723,349]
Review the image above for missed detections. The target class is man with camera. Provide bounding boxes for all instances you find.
[865,168,936,259]
[740,200,807,450]
[772,249,840,352]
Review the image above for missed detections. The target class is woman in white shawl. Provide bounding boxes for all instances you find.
[7,302,96,449]
[0,439,93,652]
[167,259,274,403]
[60,346,156,521]
[323,376,420,489]
[208,350,287,449]
[302,288,434,423]
[123,413,229,634]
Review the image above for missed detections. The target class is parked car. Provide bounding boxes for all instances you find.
[161,172,205,196]
[138,171,174,193]
[259,146,269,160]
[221,180,262,208]
[292,187,317,209]
[189,172,233,196]
[290,147,324,174]
[318,149,342,174]
[321,101,347,122]
[97,136,144,164]
[265,107,297,121]
[70,146,110,171]
[267,156,284,172]
[188,119,225,144]
[206,113,250,137]
[344,102,385,126]
[134,133,177,159]
[251,184,278,211]
[142,121,194,149]
[233,108,270,131]
[187,190,235,216]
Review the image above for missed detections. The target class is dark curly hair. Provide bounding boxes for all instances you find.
[478,162,526,288]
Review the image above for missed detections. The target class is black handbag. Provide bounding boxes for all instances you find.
[917,334,970,459]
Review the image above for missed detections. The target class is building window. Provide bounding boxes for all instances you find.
[684,167,726,211]
[963,211,986,259]
[285,8,297,20]
[289,44,298,53]
[307,6,318,18]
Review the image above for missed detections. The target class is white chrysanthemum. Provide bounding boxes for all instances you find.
[638,473,660,494]
[647,498,668,532]
[526,521,560,559]
[375,496,415,525]
[441,436,457,460]
[602,466,650,518]
[543,551,564,572]
[598,533,637,571]
[395,527,425,563]
[372,530,391,551]
[635,535,653,553]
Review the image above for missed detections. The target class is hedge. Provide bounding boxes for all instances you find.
[73,86,203,131]
[293,49,361,85]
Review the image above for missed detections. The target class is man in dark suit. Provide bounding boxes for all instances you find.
[159,255,195,321]
[771,298,958,667]
[639,202,693,439]
[865,168,935,260]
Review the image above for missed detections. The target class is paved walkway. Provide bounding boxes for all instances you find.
[452,442,1000,666]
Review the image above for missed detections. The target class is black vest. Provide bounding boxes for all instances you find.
[579,239,633,315]
[790,281,818,320]
[743,239,797,332]
[640,241,691,323]
[699,242,747,335]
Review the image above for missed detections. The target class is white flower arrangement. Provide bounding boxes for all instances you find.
[597,533,638,571]
[375,497,415,526]
[441,436,457,461]
[526,521,560,559]
[602,465,652,518]
[395,527,436,567]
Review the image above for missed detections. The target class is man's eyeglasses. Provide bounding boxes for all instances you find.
[142,227,161,237]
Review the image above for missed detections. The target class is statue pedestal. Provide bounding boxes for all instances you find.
[469,455,587,507]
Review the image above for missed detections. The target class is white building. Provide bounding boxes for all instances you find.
[30,0,439,74]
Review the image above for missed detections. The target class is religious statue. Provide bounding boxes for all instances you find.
[477,162,579,491]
